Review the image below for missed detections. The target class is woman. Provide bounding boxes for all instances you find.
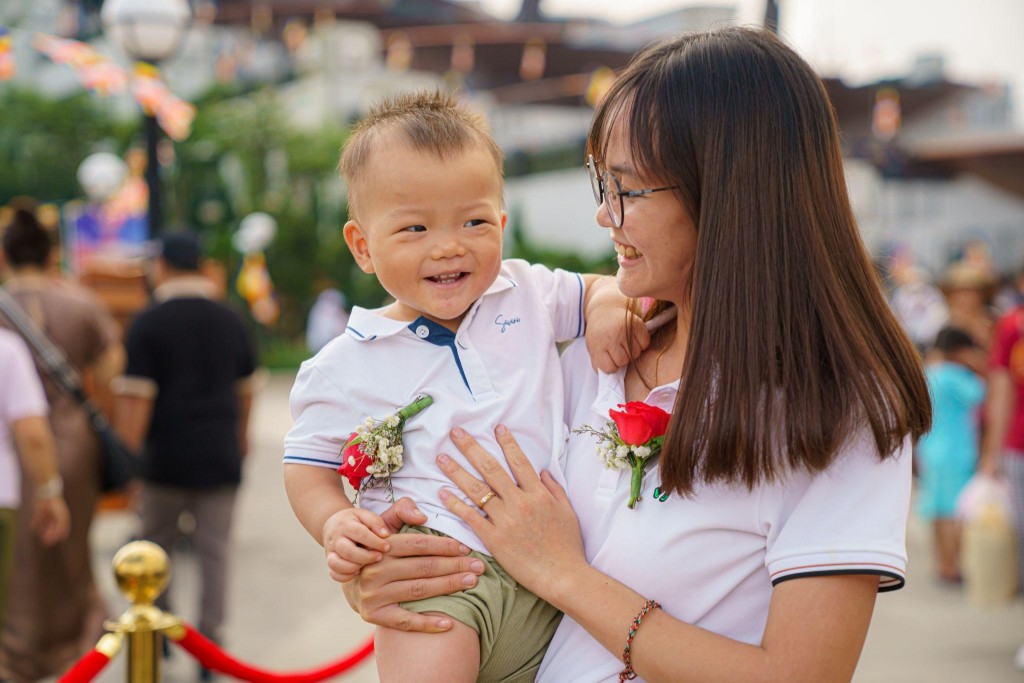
[0,208,124,682]
[340,27,930,681]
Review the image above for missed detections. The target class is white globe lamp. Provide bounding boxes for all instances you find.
[101,0,192,63]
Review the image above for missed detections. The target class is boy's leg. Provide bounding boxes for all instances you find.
[375,612,479,683]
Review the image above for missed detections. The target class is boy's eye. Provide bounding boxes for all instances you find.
[464,219,488,228]
[402,225,427,233]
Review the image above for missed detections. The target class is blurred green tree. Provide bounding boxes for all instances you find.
[0,88,131,206]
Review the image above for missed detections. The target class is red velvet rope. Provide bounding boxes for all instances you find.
[171,624,375,682]
[57,648,113,683]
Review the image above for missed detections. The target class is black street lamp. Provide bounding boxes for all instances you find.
[101,0,191,238]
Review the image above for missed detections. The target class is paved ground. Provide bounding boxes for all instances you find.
[88,372,1023,683]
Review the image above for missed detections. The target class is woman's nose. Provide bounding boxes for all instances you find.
[595,201,613,229]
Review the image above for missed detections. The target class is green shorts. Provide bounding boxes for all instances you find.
[399,526,562,683]
[0,507,18,634]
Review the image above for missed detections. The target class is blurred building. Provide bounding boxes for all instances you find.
[825,55,1024,274]
[6,0,1024,271]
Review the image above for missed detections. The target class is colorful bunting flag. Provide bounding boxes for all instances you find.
[21,30,194,140]
[34,33,127,95]
[130,61,195,141]
[0,27,14,81]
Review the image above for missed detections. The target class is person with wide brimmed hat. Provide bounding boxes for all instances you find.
[942,262,997,351]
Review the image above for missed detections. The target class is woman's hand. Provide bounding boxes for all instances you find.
[436,424,588,601]
[340,497,487,633]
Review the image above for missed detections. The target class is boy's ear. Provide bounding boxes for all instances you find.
[343,221,375,274]
[500,212,507,233]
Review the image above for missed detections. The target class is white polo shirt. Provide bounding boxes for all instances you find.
[537,341,912,683]
[284,259,584,553]
[0,329,50,509]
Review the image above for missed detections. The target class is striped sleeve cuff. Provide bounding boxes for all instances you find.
[282,452,341,469]
[111,375,159,399]
[770,560,906,593]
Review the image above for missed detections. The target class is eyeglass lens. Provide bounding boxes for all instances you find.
[586,156,623,227]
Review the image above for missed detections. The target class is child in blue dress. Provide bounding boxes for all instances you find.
[918,326,986,582]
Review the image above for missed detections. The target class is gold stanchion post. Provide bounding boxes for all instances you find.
[105,541,181,683]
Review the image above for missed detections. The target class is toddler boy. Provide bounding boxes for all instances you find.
[283,90,638,683]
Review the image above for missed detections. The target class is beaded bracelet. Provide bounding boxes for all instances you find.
[619,598,661,682]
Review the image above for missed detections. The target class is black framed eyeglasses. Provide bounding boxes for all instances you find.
[585,154,678,228]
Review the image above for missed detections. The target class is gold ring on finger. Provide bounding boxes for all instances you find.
[478,490,496,507]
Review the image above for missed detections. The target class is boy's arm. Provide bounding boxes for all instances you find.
[284,463,391,582]
[581,274,650,373]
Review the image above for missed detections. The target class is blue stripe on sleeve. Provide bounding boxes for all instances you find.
[282,455,340,467]
[575,272,584,338]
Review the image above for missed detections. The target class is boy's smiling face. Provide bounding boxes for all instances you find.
[343,139,506,332]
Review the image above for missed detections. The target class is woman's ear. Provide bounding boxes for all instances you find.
[343,221,375,274]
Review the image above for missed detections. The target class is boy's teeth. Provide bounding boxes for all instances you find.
[432,273,461,283]
[616,244,642,259]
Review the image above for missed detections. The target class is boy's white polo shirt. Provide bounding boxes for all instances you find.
[537,341,912,683]
[284,259,584,553]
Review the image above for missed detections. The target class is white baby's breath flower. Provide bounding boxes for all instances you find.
[634,445,651,459]
[616,445,629,460]
[386,414,400,428]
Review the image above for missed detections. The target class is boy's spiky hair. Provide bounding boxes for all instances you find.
[339,90,504,220]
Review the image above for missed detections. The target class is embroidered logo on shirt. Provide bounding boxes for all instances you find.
[494,314,521,334]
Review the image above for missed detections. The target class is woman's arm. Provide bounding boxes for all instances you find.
[437,426,880,683]
[283,468,486,632]
[12,415,71,546]
[339,497,487,632]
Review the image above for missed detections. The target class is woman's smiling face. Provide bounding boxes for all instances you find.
[596,119,698,309]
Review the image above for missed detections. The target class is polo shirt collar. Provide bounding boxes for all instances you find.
[153,275,218,302]
[591,367,680,419]
[343,275,518,343]
[344,307,411,342]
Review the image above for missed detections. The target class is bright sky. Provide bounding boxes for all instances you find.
[477,0,1024,127]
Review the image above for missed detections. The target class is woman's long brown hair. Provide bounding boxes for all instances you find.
[588,27,931,495]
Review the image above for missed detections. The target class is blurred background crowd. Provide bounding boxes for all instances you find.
[1,0,1024,681]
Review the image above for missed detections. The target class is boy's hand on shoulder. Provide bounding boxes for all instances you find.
[584,280,650,373]
[323,507,392,583]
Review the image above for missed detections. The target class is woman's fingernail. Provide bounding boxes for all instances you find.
[437,453,451,466]
[461,573,477,587]
[470,560,485,573]
[439,489,451,502]
[438,618,452,629]
[381,543,390,553]
[413,508,425,518]
[379,527,390,537]
[451,427,466,439]
[458,544,471,554]
[495,423,508,436]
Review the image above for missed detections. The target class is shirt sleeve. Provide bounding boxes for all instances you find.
[84,293,120,365]
[124,313,157,381]
[989,310,1020,370]
[762,429,912,592]
[0,333,49,422]
[520,261,586,343]
[282,361,359,469]
[950,369,985,408]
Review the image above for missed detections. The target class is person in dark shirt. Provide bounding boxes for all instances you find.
[114,231,260,652]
